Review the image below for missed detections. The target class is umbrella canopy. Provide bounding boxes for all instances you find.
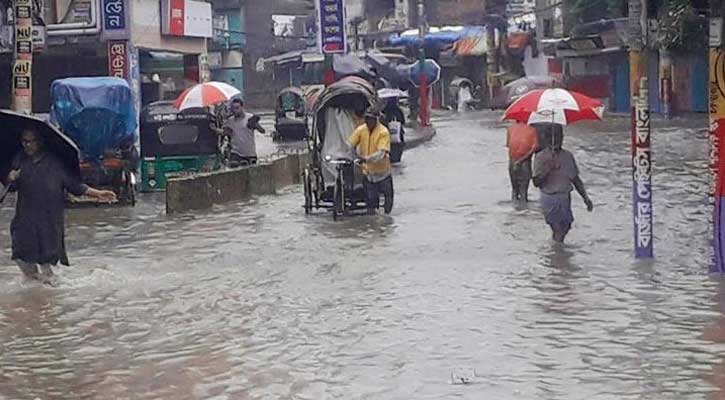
[0,110,81,186]
[491,76,558,109]
[503,88,604,125]
[333,54,376,80]
[175,82,241,110]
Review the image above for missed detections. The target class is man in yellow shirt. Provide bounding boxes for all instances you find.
[349,109,394,215]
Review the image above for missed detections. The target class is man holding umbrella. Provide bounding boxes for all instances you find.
[503,88,602,243]
[533,125,594,243]
[3,127,116,285]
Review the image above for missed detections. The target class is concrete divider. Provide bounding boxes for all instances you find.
[165,127,432,214]
[166,152,305,214]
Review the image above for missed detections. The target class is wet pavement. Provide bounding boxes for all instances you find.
[1,110,724,399]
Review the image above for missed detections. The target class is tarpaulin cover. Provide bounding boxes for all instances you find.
[389,26,487,47]
[50,77,138,161]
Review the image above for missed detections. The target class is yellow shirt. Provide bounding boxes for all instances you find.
[349,123,392,177]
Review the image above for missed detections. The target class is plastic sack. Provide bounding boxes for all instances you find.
[50,77,137,161]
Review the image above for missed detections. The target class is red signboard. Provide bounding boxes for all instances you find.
[108,41,128,79]
[169,0,185,36]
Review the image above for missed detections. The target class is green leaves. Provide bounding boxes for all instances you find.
[654,0,706,52]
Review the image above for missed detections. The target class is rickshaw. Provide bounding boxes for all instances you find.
[50,77,138,206]
[139,101,221,191]
[273,87,309,141]
[302,77,379,220]
[449,77,481,111]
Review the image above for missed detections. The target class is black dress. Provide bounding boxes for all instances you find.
[10,152,87,266]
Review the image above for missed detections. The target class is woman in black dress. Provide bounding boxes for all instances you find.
[6,130,117,284]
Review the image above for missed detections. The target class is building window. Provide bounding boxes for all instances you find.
[543,18,553,38]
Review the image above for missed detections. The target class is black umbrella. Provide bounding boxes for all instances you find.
[333,54,376,80]
[0,110,81,189]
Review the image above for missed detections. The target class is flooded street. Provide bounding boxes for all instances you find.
[2,110,725,399]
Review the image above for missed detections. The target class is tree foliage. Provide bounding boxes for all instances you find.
[654,0,706,53]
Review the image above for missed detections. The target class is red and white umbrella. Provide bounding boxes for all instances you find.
[503,88,604,125]
[174,81,241,110]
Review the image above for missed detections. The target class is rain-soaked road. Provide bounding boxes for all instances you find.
[2,110,724,399]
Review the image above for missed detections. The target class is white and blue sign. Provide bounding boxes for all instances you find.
[317,0,346,54]
[632,81,654,259]
[408,59,441,87]
[101,0,130,41]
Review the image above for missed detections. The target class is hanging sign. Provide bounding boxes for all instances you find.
[108,41,129,79]
[101,0,131,41]
[317,0,346,54]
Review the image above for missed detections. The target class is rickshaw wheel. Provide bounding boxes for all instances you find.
[122,170,136,207]
[303,169,313,214]
[332,176,343,221]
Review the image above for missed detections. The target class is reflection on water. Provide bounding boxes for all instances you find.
[1,111,725,399]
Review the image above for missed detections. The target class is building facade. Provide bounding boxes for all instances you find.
[0,0,213,113]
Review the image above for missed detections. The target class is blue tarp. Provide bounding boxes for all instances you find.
[388,26,487,47]
[50,77,137,161]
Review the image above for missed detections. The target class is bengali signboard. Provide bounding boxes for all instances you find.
[101,0,130,41]
[108,41,128,79]
[317,0,346,54]
[709,47,725,272]
[632,77,653,259]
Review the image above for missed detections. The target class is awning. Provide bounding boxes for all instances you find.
[256,50,322,72]
[507,32,531,50]
[452,36,489,56]
[557,46,626,58]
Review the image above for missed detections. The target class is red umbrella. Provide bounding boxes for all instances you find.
[503,88,604,125]
[174,81,241,110]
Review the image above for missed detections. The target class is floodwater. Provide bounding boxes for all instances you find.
[1,111,723,399]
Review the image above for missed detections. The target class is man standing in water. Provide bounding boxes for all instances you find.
[223,98,266,167]
[6,130,117,284]
[350,109,394,215]
[506,122,539,202]
[533,125,593,243]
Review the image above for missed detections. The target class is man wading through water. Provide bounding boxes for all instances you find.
[533,125,593,243]
[223,98,266,167]
[350,109,394,215]
[6,130,116,285]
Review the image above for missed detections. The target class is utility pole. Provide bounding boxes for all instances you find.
[629,0,653,259]
[417,0,429,126]
[11,0,33,113]
[709,0,725,272]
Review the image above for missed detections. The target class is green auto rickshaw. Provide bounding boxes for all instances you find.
[140,101,221,192]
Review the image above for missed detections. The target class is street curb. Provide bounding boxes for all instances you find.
[405,126,437,150]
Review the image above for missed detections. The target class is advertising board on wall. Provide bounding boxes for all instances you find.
[161,0,213,38]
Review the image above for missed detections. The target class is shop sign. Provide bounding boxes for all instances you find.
[108,41,128,79]
[316,0,346,54]
[45,0,98,33]
[102,0,130,41]
[161,0,213,38]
